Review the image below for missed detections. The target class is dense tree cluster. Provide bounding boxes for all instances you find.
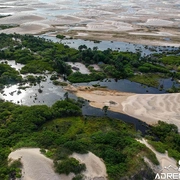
[0,98,158,180]
[0,63,22,85]
[147,121,180,161]
[0,33,179,89]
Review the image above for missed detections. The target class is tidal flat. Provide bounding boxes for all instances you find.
[0,0,180,46]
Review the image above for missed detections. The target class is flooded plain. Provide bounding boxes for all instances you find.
[0,0,179,46]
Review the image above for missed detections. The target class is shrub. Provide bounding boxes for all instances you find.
[55,157,86,175]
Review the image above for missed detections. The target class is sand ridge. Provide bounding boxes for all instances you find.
[122,93,180,129]
[0,0,180,45]
[70,86,180,129]
[138,138,178,177]
[8,148,107,180]
[64,85,135,113]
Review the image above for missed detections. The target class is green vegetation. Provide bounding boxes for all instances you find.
[68,72,105,83]
[55,157,86,175]
[52,80,68,86]
[0,24,19,30]
[146,121,180,161]
[0,33,180,179]
[56,34,66,39]
[128,74,159,88]
[0,98,159,180]
[0,63,22,86]
[160,55,180,65]
[20,61,53,74]
[0,33,179,89]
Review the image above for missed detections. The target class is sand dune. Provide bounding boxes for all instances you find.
[72,86,180,129]
[9,148,107,180]
[122,93,180,129]
[71,152,107,180]
[73,86,134,113]
[0,0,180,45]
[8,148,62,180]
[138,139,178,176]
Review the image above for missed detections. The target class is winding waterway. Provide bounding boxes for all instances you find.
[0,36,179,134]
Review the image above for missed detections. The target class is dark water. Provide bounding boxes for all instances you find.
[82,102,149,135]
[2,36,179,134]
[38,34,179,56]
[74,78,180,94]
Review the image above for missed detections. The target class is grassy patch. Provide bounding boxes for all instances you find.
[52,80,68,86]
[0,24,19,30]
[128,74,160,88]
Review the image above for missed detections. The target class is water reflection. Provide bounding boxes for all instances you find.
[38,34,179,57]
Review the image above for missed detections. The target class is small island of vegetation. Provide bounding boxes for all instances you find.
[0,33,179,92]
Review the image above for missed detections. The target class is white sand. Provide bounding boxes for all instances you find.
[138,19,174,27]
[8,148,107,180]
[8,148,61,180]
[67,62,90,74]
[138,139,178,176]
[72,86,134,113]
[71,152,107,180]
[122,93,180,129]
[0,0,179,45]
[72,86,180,129]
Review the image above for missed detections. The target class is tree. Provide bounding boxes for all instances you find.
[102,106,109,116]
[64,92,69,100]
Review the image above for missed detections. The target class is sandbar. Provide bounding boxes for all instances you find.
[70,86,180,129]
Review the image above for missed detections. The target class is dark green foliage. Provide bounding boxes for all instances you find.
[68,72,105,83]
[148,121,180,161]
[52,100,82,118]
[72,174,84,180]
[0,99,158,180]
[138,63,169,73]
[0,63,22,84]
[148,141,166,153]
[52,80,68,86]
[0,33,179,88]
[160,55,180,65]
[0,24,19,30]
[20,61,53,74]
[56,34,66,39]
[55,157,86,175]
[151,121,178,141]
[63,141,88,154]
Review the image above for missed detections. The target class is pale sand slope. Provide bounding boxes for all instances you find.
[71,152,107,180]
[138,139,178,178]
[9,148,107,180]
[73,86,134,113]
[122,93,180,128]
[8,148,62,180]
[72,86,180,129]
[0,0,180,45]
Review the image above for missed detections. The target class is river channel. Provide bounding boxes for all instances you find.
[0,36,179,134]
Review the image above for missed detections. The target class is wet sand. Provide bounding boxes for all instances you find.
[0,0,179,46]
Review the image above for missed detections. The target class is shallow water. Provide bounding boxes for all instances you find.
[39,34,179,57]
[0,35,179,133]
[82,102,149,134]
